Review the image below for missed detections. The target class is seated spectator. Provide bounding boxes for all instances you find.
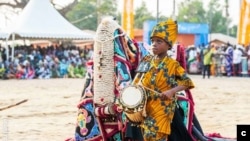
[59,58,68,78]
[75,57,82,66]
[74,63,86,78]
[5,63,16,79]
[51,64,60,78]
[0,44,92,80]
[15,63,25,79]
[0,62,5,79]
[37,63,51,79]
[68,62,76,78]
[24,62,35,79]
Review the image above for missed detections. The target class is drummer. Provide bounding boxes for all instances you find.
[136,19,195,141]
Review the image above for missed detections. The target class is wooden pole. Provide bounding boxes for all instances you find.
[0,99,28,111]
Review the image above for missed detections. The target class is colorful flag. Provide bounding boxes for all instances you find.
[122,0,134,38]
[238,0,250,45]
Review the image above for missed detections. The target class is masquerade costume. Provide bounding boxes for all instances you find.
[68,18,144,141]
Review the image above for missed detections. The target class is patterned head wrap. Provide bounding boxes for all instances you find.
[150,19,178,47]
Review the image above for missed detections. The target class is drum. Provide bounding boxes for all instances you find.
[119,85,147,123]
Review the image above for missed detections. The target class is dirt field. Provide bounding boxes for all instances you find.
[0,75,249,140]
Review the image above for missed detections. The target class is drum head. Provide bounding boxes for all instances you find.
[120,86,144,109]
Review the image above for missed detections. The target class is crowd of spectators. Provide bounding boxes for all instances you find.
[185,42,250,78]
[0,44,93,80]
[2,42,250,80]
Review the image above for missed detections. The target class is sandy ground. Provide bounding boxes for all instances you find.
[0,75,249,141]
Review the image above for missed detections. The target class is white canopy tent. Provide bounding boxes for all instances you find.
[0,31,9,39]
[9,0,93,40]
[5,0,94,60]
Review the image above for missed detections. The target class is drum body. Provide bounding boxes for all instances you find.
[120,85,146,123]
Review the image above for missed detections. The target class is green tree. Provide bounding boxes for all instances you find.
[177,0,232,35]
[134,1,154,29]
[207,0,231,34]
[96,0,118,24]
[133,1,169,29]
[177,0,206,23]
[66,0,97,31]
[229,25,237,37]
[66,0,117,31]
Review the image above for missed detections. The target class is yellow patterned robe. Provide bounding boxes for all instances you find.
[136,55,194,140]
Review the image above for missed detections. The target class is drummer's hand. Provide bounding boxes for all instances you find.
[161,90,174,100]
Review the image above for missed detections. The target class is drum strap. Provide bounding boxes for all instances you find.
[142,95,147,117]
[131,56,154,118]
[136,55,154,73]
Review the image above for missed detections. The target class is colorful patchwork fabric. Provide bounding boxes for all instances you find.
[73,27,146,141]
[75,101,100,141]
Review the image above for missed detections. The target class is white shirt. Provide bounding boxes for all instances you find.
[247,49,250,56]
[233,49,243,64]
